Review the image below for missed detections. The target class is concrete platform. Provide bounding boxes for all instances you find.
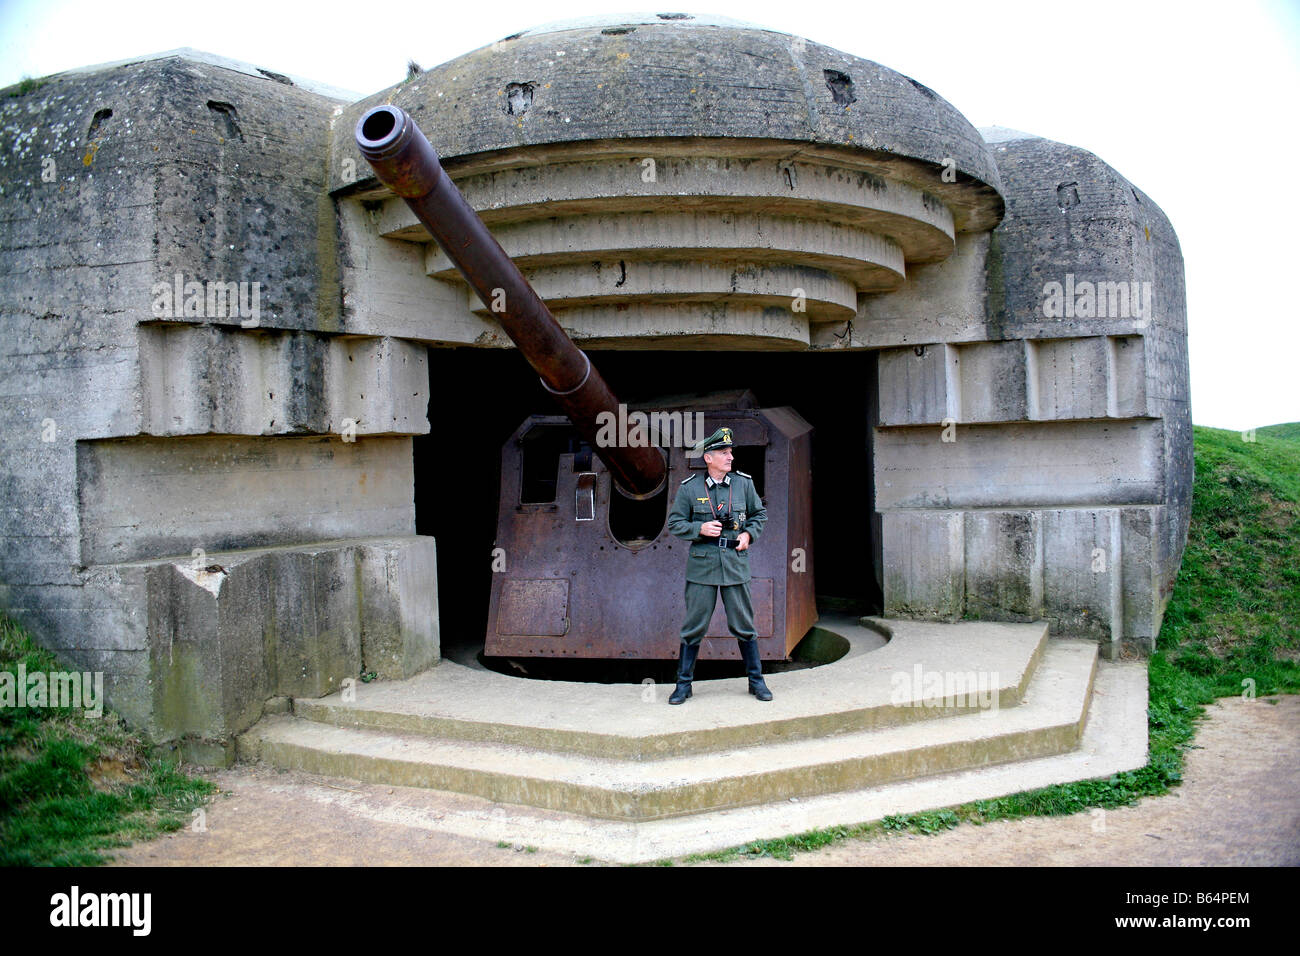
[239,659,1145,863]
[236,615,1144,837]
[270,615,1047,759]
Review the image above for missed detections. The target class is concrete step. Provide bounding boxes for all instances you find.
[285,658,1144,864]
[289,615,1050,759]
[238,639,1097,821]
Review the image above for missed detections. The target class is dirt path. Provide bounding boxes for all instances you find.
[109,695,1300,867]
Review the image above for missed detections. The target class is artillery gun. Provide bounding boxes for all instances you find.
[357,105,815,660]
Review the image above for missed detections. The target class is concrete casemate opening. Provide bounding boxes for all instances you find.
[414,347,880,682]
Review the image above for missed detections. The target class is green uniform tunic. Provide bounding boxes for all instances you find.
[667,470,768,646]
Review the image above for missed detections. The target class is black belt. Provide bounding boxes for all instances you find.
[714,536,743,550]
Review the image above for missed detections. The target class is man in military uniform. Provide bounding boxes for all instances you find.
[665,426,773,704]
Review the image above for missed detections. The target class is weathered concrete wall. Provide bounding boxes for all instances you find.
[872,129,1191,657]
[984,131,1192,610]
[0,53,437,760]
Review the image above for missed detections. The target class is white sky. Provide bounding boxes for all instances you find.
[2,0,1297,431]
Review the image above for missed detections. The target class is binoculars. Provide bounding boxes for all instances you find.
[716,511,742,532]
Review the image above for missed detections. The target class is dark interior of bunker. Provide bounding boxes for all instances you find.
[414,347,881,680]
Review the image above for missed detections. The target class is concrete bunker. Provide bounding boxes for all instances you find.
[0,13,1191,758]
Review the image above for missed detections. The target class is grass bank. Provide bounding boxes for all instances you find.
[0,615,216,866]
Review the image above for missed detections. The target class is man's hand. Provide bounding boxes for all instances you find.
[736,532,751,551]
[700,520,722,538]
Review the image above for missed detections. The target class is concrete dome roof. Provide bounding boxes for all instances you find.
[506,11,780,37]
[336,13,1003,230]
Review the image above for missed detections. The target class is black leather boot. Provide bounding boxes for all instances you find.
[669,641,701,704]
[738,638,773,701]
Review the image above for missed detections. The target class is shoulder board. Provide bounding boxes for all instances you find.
[734,470,752,479]
[680,474,696,484]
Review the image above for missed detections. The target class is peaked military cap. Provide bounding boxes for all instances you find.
[698,426,735,453]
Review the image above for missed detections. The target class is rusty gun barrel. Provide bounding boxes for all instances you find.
[355,105,667,499]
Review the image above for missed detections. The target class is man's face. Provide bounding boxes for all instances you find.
[704,446,734,474]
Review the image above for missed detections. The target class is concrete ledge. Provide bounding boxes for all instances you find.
[876,337,1151,427]
[89,535,437,743]
[392,156,954,263]
[874,420,1164,510]
[423,211,909,285]
[77,435,416,564]
[550,302,813,348]
[462,261,863,321]
[138,325,430,438]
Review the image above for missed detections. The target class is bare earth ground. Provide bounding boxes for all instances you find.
[109,695,1300,867]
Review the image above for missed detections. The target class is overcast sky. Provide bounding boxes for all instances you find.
[2,0,1297,431]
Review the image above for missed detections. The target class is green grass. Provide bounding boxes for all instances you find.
[1256,422,1300,444]
[0,615,217,866]
[675,422,1300,865]
[5,76,45,97]
[1162,424,1300,690]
